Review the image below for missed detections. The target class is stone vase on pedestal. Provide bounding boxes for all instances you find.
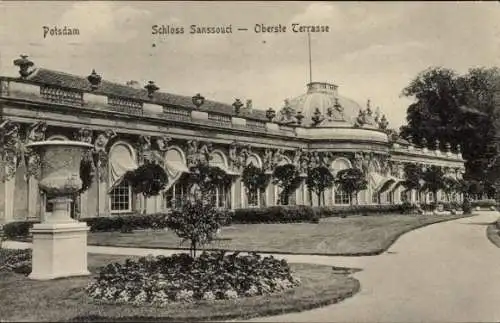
[25,140,94,280]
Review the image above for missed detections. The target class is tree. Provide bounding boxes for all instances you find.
[242,164,269,206]
[442,176,459,201]
[402,164,424,194]
[168,197,229,258]
[421,166,445,203]
[335,168,367,205]
[306,166,334,206]
[187,164,232,196]
[272,164,302,205]
[123,163,169,198]
[400,67,500,186]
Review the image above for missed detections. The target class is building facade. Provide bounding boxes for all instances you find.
[0,56,465,223]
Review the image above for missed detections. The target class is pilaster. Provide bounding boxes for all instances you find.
[3,168,15,223]
[28,178,39,220]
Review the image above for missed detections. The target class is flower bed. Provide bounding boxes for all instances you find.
[86,251,301,306]
[0,248,31,274]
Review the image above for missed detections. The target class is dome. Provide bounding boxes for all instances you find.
[287,82,363,127]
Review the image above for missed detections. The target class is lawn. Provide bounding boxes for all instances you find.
[88,213,471,256]
[0,253,360,322]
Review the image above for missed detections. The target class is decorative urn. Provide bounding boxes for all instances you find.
[25,140,94,223]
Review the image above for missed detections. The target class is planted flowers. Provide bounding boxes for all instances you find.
[86,251,301,305]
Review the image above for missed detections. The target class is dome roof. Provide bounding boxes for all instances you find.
[286,82,363,127]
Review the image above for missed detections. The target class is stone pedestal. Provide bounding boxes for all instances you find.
[29,221,90,280]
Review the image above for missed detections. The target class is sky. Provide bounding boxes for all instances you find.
[0,1,499,128]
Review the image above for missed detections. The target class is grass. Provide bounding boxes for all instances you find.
[0,253,360,322]
[88,213,472,256]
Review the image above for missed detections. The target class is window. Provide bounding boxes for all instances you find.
[247,187,259,207]
[334,188,350,205]
[209,184,231,208]
[451,192,458,201]
[164,181,189,209]
[110,181,131,212]
[427,192,434,203]
[371,192,379,204]
[387,192,394,204]
[400,190,409,202]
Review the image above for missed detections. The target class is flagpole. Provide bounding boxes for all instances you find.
[308,32,312,84]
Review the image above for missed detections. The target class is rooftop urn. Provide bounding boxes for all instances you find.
[232,98,243,115]
[266,107,276,121]
[192,93,205,108]
[25,140,94,280]
[296,111,304,125]
[311,108,323,125]
[145,81,159,98]
[87,69,102,90]
[13,54,34,78]
[379,114,389,130]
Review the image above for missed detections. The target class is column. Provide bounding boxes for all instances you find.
[230,179,236,210]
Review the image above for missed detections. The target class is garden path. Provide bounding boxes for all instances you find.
[4,211,500,322]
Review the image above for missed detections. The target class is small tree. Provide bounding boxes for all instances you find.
[442,176,459,201]
[335,168,368,205]
[306,166,334,206]
[242,164,269,206]
[272,164,302,205]
[402,164,424,199]
[187,164,232,197]
[421,166,445,203]
[168,196,229,258]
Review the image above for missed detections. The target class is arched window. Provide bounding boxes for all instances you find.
[245,154,263,207]
[108,142,137,213]
[331,158,351,205]
[163,147,189,210]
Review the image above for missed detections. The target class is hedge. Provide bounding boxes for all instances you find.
[231,206,319,224]
[470,199,497,208]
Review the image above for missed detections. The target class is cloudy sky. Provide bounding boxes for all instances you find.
[1,1,499,127]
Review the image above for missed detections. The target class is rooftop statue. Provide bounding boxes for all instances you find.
[277,99,296,124]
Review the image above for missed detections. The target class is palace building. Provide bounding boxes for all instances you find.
[0,55,465,223]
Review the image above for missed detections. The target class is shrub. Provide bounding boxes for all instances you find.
[462,198,472,214]
[123,163,168,198]
[2,221,37,240]
[470,199,497,208]
[86,251,301,305]
[231,205,319,224]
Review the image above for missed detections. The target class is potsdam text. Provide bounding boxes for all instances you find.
[43,26,80,38]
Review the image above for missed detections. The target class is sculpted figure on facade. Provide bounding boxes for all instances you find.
[186,140,199,167]
[272,149,285,169]
[199,142,214,165]
[320,152,332,168]
[229,141,238,171]
[353,152,364,172]
[0,120,21,182]
[76,128,93,144]
[24,121,48,179]
[138,135,153,164]
[156,136,171,152]
[94,129,117,182]
[262,148,274,172]
[238,145,251,171]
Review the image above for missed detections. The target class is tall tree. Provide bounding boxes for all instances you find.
[400,66,500,195]
[272,164,302,205]
[306,166,335,206]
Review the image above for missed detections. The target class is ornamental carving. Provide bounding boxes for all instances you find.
[94,129,116,182]
[25,121,48,179]
[75,127,95,174]
[353,152,373,175]
[186,140,213,168]
[293,148,309,174]
[307,151,332,170]
[228,141,251,172]
[0,120,21,182]
[262,148,274,172]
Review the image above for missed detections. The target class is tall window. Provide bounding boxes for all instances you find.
[334,188,350,205]
[427,192,434,203]
[164,181,189,209]
[248,187,259,207]
[110,181,131,213]
[212,184,231,208]
[371,192,379,204]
